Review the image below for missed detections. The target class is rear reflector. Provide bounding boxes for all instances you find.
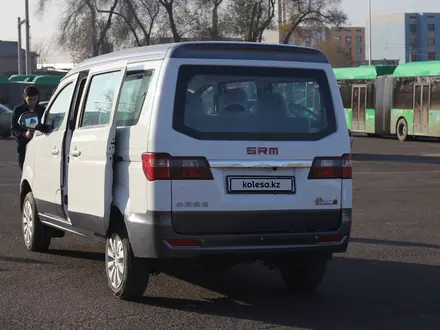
[142,153,213,181]
[308,154,352,180]
[318,235,343,243]
[167,239,199,247]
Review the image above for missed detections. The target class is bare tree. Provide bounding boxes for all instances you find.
[32,38,53,65]
[224,0,276,42]
[157,0,181,42]
[37,0,119,61]
[191,0,227,40]
[97,0,161,47]
[314,38,353,68]
[280,0,347,44]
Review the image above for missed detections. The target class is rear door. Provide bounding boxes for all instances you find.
[413,83,430,135]
[150,61,350,235]
[67,64,126,235]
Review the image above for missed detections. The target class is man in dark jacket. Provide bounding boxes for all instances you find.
[11,86,46,171]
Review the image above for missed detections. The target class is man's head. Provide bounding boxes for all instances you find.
[23,86,39,110]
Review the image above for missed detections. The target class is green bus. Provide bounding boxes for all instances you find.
[390,61,440,141]
[334,65,397,136]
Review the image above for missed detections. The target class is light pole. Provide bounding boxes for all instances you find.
[368,0,372,65]
[25,0,31,75]
[17,17,26,74]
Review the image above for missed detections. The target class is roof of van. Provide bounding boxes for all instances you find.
[67,41,329,76]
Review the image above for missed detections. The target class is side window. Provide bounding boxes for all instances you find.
[115,70,154,127]
[80,70,122,128]
[44,82,75,131]
[337,81,352,109]
[367,83,374,109]
[430,78,440,110]
[393,78,415,109]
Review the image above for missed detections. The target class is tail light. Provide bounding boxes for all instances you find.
[308,154,352,179]
[348,129,352,137]
[142,153,214,181]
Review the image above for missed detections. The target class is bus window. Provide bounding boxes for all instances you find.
[430,78,440,110]
[367,83,374,109]
[393,78,415,109]
[339,81,352,108]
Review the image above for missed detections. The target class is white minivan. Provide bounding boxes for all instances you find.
[18,42,352,300]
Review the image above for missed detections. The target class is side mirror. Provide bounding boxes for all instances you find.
[18,112,40,130]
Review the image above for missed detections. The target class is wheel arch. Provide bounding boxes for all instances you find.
[396,116,407,127]
[20,180,32,210]
[106,204,126,238]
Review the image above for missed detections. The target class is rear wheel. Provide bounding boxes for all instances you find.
[105,224,150,300]
[22,192,51,252]
[278,258,327,294]
[396,118,409,142]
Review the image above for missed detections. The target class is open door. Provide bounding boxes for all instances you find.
[67,66,126,235]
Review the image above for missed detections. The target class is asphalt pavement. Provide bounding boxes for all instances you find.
[1,135,440,329]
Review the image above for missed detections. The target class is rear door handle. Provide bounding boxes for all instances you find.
[71,149,81,157]
[51,148,59,155]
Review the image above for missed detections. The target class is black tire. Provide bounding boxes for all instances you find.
[278,259,327,294]
[22,192,51,252]
[105,224,150,300]
[396,118,409,142]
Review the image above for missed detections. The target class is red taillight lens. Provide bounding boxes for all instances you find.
[308,154,352,179]
[142,153,214,181]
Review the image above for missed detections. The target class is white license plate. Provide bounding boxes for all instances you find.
[227,176,295,194]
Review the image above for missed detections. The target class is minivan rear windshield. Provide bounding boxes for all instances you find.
[173,65,337,141]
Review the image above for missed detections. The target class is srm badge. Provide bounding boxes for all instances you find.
[314,197,338,206]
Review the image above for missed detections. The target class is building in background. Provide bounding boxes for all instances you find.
[279,26,365,67]
[259,0,367,66]
[0,41,38,75]
[282,27,328,47]
[369,13,440,64]
[330,27,365,66]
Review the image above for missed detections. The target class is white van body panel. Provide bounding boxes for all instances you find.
[146,58,349,236]
[112,60,164,216]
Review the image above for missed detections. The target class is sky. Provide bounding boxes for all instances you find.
[0,0,438,62]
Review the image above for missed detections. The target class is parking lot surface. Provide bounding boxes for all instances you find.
[1,136,440,329]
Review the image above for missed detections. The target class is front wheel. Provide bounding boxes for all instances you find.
[105,226,150,300]
[278,259,327,294]
[22,192,51,252]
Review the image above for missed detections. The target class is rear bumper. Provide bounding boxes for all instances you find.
[125,209,352,259]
